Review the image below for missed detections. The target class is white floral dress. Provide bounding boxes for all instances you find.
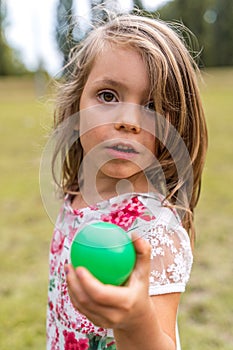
[47,192,193,349]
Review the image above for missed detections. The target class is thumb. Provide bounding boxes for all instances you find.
[131,232,151,281]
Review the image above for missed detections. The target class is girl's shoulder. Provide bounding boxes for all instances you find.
[136,192,183,227]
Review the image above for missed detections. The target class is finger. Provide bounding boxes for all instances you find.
[65,264,79,289]
[75,266,131,307]
[66,264,117,308]
[65,264,91,308]
[129,233,151,282]
[66,265,108,317]
[67,266,130,328]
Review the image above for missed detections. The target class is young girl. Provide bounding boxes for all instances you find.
[47,13,207,350]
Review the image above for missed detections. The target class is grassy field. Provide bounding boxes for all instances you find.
[0,69,232,349]
[179,68,233,349]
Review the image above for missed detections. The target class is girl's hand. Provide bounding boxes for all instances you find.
[65,234,152,330]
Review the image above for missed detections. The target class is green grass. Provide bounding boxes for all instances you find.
[179,68,233,349]
[0,69,232,349]
[0,77,53,349]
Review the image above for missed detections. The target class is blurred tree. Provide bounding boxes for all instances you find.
[212,0,233,66]
[56,0,75,68]
[131,0,152,16]
[157,0,233,67]
[0,0,8,75]
[91,0,109,24]
[132,0,144,9]
[0,0,27,75]
[55,0,233,68]
[56,0,120,70]
[157,0,209,66]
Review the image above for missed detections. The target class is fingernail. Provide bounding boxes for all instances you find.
[64,265,69,275]
[76,267,85,279]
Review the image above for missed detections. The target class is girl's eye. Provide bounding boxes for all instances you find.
[145,100,155,111]
[97,91,118,103]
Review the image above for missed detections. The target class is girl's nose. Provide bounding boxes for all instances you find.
[114,104,141,134]
[114,122,141,134]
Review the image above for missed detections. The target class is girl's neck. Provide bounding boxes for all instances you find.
[72,171,155,210]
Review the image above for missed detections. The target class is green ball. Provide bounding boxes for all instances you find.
[70,222,136,285]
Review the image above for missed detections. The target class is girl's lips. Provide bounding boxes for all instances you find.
[105,142,139,160]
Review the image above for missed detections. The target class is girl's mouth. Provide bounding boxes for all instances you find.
[108,144,138,153]
[106,143,139,159]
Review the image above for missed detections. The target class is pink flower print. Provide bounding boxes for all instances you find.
[51,327,60,350]
[79,318,107,337]
[51,229,65,254]
[107,340,116,347]
[68,225,78,244]
[101,196,149,230]
[50,256,57,274]
[73,209,84,218]
[78,338,89,350]
[111,203,118,208]
[80,319,95,335]
[48,301,54,311]
[140,214,155,221]
[63,331,89,350]
[89,204,99,211]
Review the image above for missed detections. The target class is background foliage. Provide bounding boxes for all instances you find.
[0,69,232,349]
[0,0,232,76]
[55,0,233,70]
[157,0,233,67]
[0,0,232,349]
[0,0,27,75]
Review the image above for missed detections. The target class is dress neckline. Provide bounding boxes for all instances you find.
[65,191,164,215]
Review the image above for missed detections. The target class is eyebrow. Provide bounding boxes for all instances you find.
[92,77,151,101]
[92,78,127,90]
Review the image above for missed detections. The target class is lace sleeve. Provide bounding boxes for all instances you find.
[141,220,193,296]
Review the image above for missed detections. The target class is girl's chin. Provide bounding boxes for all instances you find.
[98,164,144,181]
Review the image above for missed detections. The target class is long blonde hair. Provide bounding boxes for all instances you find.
[52,13,208,243]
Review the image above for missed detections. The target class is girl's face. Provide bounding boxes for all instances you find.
[79,44,156,181]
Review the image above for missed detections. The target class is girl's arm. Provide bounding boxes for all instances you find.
[66,236,180,350]
[114,293,180,350]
